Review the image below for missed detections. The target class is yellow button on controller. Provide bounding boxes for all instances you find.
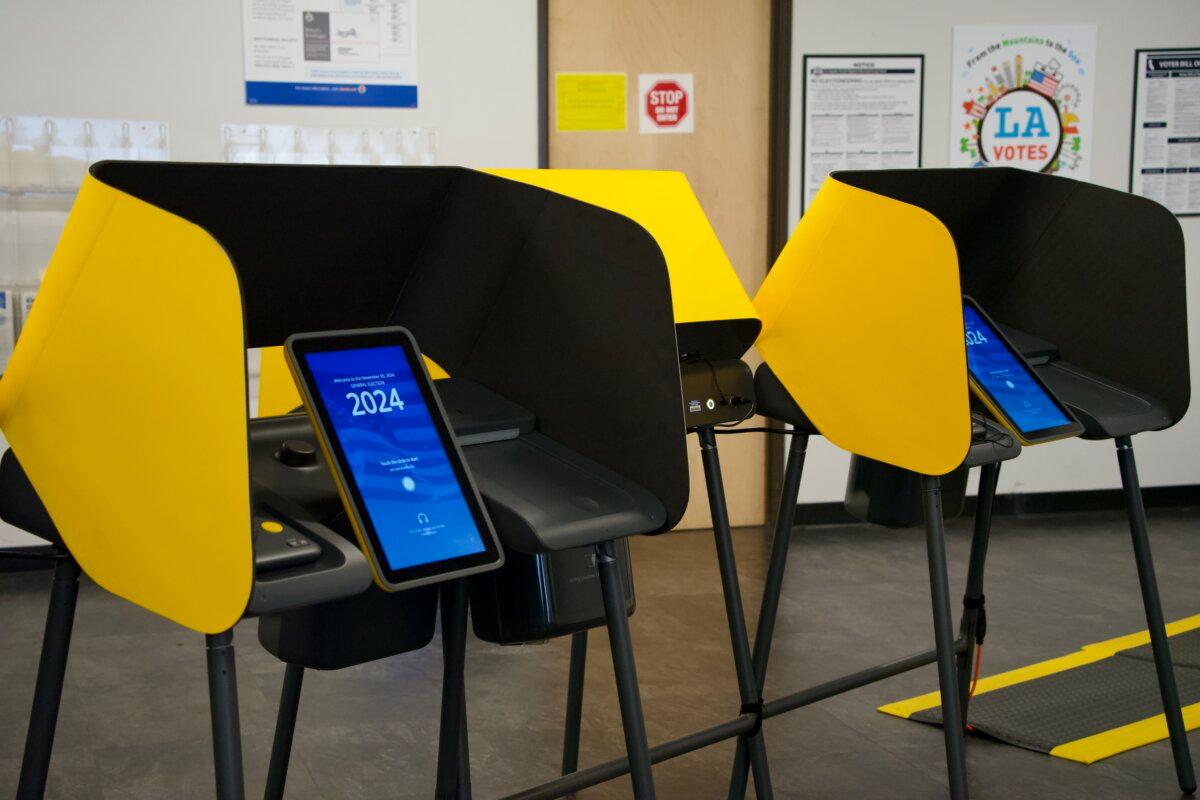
[260,520,284,534]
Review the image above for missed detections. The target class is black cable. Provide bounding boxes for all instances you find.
[681,353,731,406]
[711,426,790,435]
[698,357,730,406]
[715,400,756,428]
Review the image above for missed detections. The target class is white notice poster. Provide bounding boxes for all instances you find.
[1131,48,1200,216]
[801,55,924,213]
[243,0,418,107]
[949,25,1095,179]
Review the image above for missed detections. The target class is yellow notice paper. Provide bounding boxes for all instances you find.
[555,73,627,131]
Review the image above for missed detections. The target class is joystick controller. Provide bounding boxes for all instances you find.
[276,439,318,468]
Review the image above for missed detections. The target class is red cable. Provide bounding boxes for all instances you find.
[970,643,983,698]
[965,644,983,733]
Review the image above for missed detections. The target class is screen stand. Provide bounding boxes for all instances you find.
[436,579,471,800]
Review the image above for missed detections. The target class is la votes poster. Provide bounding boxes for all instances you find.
[949,24,1096,179]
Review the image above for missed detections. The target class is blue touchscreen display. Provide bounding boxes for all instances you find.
[304,346,485,570]
[963,305,1071,434]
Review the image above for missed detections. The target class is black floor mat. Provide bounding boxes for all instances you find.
[910,630,1200,755]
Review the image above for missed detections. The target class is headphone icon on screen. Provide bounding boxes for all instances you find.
[416,513,430,525]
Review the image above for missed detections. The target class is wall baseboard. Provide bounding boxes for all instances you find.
[793,484,1200,527]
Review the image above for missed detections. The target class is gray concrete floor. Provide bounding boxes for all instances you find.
[1,506,1197,799]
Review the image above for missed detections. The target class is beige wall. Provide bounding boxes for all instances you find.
[548,0,772,528]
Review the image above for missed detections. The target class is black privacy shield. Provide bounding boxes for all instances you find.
[90,162,690,530]
[833,168,1189,427]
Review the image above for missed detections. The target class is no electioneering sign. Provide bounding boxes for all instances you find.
[639,73,694,134]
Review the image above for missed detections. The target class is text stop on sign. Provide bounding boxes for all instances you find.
[648,82,687,125]
[638,73,694,134]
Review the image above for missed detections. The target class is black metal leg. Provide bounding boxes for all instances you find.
[728,432,808,800]
[17,556,81,800]
[596,539,656,800]
[561,630,588,775]
[956,462,1000,728]
[206,629,246,800]
[264,662,305,800]
[1116,436,1196,794]
[922,475,968,800]
[436,579,471,800]
[458,678,472,800]
[698,427,773,800]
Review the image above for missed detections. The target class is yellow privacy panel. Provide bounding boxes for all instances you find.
[258,345,448,418]
[0,176,253,633]
[755,177,969,475]
[485,169,757,328]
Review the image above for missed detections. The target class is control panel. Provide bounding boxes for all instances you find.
[679,358,755,430]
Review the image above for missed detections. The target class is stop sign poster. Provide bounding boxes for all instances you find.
[949,25,1095,179]
[639,73,694,134]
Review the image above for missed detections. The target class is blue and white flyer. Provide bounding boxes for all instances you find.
[243,0,418,107]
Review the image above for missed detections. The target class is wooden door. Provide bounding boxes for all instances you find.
[548,0,772,528]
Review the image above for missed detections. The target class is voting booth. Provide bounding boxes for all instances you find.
[3,159,1188,800]
[839,168,1193,795]
[829,167,1187,438]
[0,162,690,800]
[263,169,765,800]
[492,169,782,798]
[731,168,1193,800]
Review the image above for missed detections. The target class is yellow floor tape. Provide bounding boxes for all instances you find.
[878,614,1200,764]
